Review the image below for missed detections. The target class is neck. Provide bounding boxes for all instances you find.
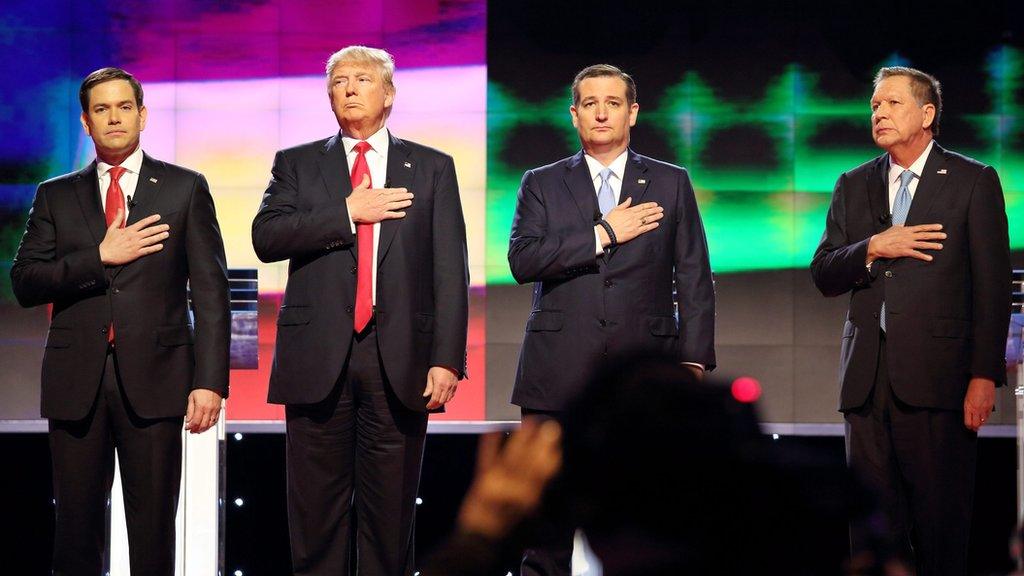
[584,143,628,167]
[342,121,385,141]
[887,134,932,169]
[96,144,137,167]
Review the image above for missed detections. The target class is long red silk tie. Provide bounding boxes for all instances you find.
[351,142,374,333]
[105,166,127,343]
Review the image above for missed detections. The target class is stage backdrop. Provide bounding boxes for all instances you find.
[1,0,1020,425]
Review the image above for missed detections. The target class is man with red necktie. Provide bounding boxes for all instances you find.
[11,67,230,576]
[253,45,469,576]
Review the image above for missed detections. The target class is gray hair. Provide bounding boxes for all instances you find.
[325,45,396,92]
[874,66,942,136]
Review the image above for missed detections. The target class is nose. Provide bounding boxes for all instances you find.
[595,103,608,120]
[346,81,358,97]
[109,108,121,124]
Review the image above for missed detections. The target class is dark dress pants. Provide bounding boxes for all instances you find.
[519,408,572,576]
[845,333,977,576]
[286,326,428,576]
[48,348,183,576]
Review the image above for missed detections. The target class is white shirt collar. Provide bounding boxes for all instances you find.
[583,150,629,182]
[888,140,934,183]
[341,125,390,156]
[97,146,144,177]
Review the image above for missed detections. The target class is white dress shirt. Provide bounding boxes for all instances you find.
[887,140,934,209]
[586,150,628,254]
[96,145,144,218]
[342,125,390,303]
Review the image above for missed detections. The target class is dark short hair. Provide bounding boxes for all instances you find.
[79,67,144,113]
[874,66,942,136]
[572,64,637,107]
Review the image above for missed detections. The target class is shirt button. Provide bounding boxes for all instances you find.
[884,270,893,278]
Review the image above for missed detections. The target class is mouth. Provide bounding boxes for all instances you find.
[106,130,128,137]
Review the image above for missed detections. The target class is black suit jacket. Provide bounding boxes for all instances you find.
[252,132,469,411]
[11,154,231,420]
[508,149,716,411]
[811,143,1011,411]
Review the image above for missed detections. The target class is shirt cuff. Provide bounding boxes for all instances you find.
[594,227,604,255]
[681,362,705,372]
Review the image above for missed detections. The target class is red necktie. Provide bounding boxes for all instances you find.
[105,166,127,343]
[351,142,374,333]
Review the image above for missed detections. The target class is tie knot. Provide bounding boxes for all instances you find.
[354,141,372,155]
[108,166,127,182]
[599,168,613,184]
[899,169,915,187]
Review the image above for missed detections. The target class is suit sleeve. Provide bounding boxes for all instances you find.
[430,155,470,377]
[251,150,356,263]
[185,174,231,397]
[507,170,599,284]
[810,173,873,297]
[966,166,1012,384]
[10,183,108,308]
[673,170,717,370]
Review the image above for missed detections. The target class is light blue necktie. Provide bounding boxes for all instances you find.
[880,169,916,331]
[597,168,615,217]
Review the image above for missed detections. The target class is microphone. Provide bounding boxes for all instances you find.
[127,195,137,209]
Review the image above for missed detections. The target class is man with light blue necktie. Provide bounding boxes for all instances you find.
[812,66,1011,575]
[508,64,716,576]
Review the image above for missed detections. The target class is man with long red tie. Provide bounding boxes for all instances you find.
[11,67,229,576]
[253,45,469,576]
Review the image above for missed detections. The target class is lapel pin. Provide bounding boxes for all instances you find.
[936,169,947,175]
[404,162,412,168]
[638,179,646,184]
[149,177,159,183]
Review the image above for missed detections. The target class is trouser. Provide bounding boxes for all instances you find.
[286,325,428,576]
[519,407,572,576]
[845,333,977,576]
[49,348,183,576]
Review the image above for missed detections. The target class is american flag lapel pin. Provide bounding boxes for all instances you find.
[404,162,412,168]
[936,169,947,175]
[638,179,646,184]
[149,177,159,183]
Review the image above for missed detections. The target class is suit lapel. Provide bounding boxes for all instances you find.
[607,150,651,262]
[73,162,107,244]
[905,143,948,226]
[318,133,356,262]
[125,154,166,226]
[112,155,167,280]
[563,151,600,225]
[378,132,413,266]
[866,154,888,234]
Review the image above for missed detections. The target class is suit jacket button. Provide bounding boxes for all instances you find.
[100,327,108,334]
[345,305,353,314]
[113,288,120,294]
[872,312,879,319]
[599,319,607,327]
[350,266,357,274]
[884,270,893,278]
[604,280,613,288]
